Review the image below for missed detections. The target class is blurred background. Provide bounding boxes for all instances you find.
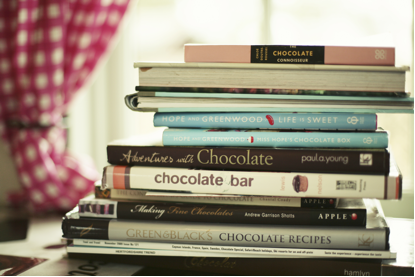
[1,0,413,217]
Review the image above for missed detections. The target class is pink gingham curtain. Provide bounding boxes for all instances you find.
[0,0,130,213]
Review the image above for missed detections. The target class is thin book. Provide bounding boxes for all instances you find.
[136,85,411,97]
[95,183,340,208]
[161,128,389,148]
[106,133,391,174]
[77,197,365,226]
[125,92,414,113]
[184,44,395,66]
[153,112,378,131]
[68,239,396,259]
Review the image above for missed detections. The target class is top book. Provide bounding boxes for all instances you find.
[184,44,395,66]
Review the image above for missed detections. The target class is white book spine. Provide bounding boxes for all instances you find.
[102,165,399,199]
[62,218,388,250]
[66,245,272,258]
[72,239,396,259]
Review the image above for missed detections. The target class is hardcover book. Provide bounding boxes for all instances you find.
[133,62,408,93]
[66,217,414,276]
[183,44,395,66]
[95,184,339,208]
[153,112,378,131]
[62,198,390,250]
[136,85,411,97]
[68,238,396,259]
[67,253,385,276]
[77,197,365,226]
[106,134,391,174]
[100,157,401,199]
[162,128,389,148]
[124,91,414,113]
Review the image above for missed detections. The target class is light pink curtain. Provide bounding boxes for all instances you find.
[0,0,130,213]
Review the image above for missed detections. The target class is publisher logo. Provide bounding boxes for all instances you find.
[336,180,357,190]
[80,224,93,237]
[363,137,373,144]
[375,49,386,60]
[359,154,373,166]
[347,116,359,125]
[358,234,375,247]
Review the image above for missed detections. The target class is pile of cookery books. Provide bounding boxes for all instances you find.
[62,45,412,276]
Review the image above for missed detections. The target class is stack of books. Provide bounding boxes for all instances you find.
[62,45,412,276]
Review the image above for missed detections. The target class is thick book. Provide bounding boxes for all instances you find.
[162,128,389,148]
[133,62,408,93]
[125,91,415,114]
[95,185,339,208]
[62,199,390,250]
[101,156,402,199]
[106,134,391,174]
[184,44,395,66]
[153,112,378,131]
[135,85,411,97]
[67,253,385,276]
[78,197,364,226]
[67,217,414,276]
[69,238,396,259]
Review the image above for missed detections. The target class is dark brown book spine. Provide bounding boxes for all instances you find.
[79,199,365,226]
[67,253,383,276]
[107,145,389,174]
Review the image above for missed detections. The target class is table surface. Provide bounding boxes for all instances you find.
[0,207,413,276]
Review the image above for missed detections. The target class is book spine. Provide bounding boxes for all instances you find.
[135,86,410,97]
[67,253,383,276]
[107,145,390,174]
[162,129,389,148]
[101,165,398,199]
[62,218,388,250]
[184,45,395,66]
[78,199,364,226]
[67,245,272,258]
[71,239,395,259]
[153,112,377,130]
[142,107,412,114]
[94,186,339,208]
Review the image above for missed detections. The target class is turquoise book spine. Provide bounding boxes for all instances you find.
[162,129,388,148]
[154,112,377,130]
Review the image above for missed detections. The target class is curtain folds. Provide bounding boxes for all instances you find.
[0,0,130,213]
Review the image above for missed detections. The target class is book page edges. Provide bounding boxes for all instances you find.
[133,61,409,72]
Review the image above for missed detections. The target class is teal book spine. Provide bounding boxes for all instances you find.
[162,129,388,148]
[154,112,377,130]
